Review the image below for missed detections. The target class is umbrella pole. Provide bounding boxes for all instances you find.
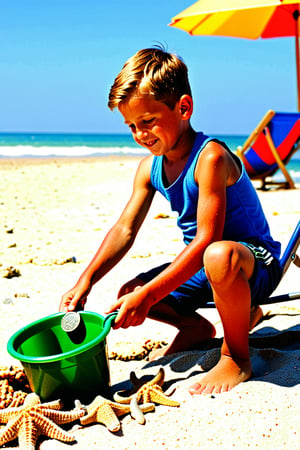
[294,10,300,112]
[296,34,300,111]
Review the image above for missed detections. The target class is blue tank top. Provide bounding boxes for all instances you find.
[150,132,281,258]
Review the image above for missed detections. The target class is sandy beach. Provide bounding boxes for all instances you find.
[0,155,299,449]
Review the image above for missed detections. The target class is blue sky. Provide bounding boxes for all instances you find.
[0,0,298,135]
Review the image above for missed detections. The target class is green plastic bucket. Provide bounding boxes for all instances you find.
[7,311,117,404]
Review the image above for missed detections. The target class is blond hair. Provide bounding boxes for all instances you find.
[108,46,192,110]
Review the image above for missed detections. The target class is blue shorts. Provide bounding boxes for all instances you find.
[137,243,283,314]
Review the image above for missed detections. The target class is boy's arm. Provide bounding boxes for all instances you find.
[59,156,155,312]
[109,142,235,328]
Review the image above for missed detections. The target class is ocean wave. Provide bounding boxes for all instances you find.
[1,145,300,183]
[0,145,148,157]
[272,169,300,182]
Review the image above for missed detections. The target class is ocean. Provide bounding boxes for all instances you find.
[0,132,300,183]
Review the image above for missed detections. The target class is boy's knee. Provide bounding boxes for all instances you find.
[204,241,238,283]
[204,241,232,266]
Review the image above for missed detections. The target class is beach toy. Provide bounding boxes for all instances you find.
[7,311,117,404]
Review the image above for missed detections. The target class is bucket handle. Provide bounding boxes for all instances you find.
[103,311,119,328]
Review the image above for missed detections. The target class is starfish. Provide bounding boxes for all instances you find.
[80,395,155,432]
[0,365,31,409]
[114,367,180,407]
[0,392,85,449]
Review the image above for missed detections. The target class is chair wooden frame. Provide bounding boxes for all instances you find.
[237,110,300,189]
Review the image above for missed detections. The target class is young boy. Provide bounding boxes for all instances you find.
[60,46,282,395]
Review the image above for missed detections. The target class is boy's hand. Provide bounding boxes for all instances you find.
[106,288,153,329]
[59,278,91,312]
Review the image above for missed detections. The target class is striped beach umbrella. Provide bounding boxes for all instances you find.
[170,0,300,111]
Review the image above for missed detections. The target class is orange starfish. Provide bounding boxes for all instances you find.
[114,367,180,407]
[0,392,85,449]
[80,395,155,431]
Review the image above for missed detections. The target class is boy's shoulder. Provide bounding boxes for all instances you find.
[135,154,154,179]
[196,139,242,186]
[199,139,232,161]
[140,154,154,168]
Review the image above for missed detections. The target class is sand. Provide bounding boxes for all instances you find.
[0,155,299,449]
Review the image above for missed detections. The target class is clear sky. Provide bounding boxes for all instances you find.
[0,0,298,135]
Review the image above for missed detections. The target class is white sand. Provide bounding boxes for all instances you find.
[0,156,299,449]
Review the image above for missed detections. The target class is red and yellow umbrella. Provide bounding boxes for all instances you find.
[170,0,300,110]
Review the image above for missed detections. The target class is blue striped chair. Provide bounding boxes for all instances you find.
[237,110,300,189]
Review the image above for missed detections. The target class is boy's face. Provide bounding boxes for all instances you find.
[119,93,192,157]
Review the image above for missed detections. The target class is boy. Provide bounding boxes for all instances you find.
[60,46,282,395]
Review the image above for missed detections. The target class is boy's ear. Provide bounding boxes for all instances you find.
[179,95,193,119]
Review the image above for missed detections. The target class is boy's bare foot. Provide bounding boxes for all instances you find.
[188,353,252,395]
[148,317,216,361]
[250,305,263,330]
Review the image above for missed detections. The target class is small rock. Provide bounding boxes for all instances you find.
[54,256,77,265]
[14,293,30,298]
[154,213,170,219]
[1,266,21,279]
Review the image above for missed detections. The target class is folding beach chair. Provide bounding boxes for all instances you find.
[237,110,300,189]
[206,221,300,307]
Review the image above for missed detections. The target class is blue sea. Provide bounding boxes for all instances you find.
[0,132,300,183]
